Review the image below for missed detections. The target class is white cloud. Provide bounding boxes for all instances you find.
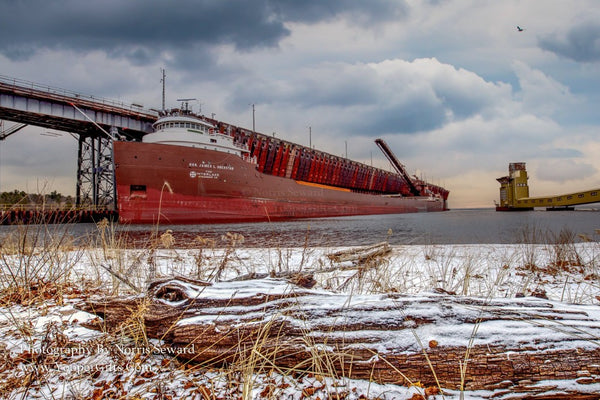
[512,60,577,116]
[535,159,597,183]
[1,1,600,208]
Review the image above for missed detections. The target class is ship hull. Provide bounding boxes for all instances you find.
[114,141,446,224]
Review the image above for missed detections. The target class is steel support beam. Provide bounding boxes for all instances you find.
[0,121,27,140]
[76,133,116,210]
[0,77,156,139]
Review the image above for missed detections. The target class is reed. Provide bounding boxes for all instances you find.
[1,220,599,399]
[0,221,82,306]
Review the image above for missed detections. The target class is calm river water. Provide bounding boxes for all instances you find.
[3,208,598,247]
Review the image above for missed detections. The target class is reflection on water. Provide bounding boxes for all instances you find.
[1,208,599,247]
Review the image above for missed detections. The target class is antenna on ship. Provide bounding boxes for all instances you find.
[249,104,256,133]
[160,68,166,111]
[177,98,197,113]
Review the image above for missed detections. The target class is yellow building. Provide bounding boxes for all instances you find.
[496,162,600,211]
[496,163,532,210]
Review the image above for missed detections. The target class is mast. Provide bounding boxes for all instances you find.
[160,68,166,111]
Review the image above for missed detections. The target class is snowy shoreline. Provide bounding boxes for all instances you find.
[1,241,599,399]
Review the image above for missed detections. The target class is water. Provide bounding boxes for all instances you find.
[2,208,599,247]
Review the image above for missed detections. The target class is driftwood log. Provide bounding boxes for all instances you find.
[78,277,600,393]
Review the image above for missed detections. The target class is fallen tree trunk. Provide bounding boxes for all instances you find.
[326,241,391,263]
[78,277,600,392]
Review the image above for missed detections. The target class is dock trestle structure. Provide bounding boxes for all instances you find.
[0,75,157,209]
[76,130,119,209]
[496,162,600,211]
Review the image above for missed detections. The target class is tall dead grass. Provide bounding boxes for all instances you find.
[0,221,82,306]
[1,220,599,399]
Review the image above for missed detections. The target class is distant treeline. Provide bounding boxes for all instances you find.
[0,190,75,208]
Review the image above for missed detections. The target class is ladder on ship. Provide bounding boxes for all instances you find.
[375,138,421,196]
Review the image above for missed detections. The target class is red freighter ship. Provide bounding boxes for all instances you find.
[113,108,449,224]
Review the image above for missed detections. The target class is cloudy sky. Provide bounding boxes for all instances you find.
[1,0,600,208]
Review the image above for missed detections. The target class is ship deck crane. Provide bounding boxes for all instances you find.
[375,138,421,196]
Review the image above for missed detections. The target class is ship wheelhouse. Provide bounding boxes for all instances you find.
[143,111,249,158]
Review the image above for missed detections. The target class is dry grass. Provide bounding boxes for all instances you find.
[0,221,599,399]
[0,222,82,308]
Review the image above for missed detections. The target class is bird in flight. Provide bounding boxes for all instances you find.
[517,26,525,32]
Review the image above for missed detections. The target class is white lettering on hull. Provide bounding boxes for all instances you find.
[188,161,234,180]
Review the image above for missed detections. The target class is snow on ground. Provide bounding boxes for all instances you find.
[1,240,599,399]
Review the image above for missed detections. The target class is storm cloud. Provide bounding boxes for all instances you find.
[539,21,600,63]
[0,0,407,63]
[1,1,600,208]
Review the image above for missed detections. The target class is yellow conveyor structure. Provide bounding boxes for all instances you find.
[496,162,600,211]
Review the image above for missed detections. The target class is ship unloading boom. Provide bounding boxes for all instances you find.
[375,138,421,196]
